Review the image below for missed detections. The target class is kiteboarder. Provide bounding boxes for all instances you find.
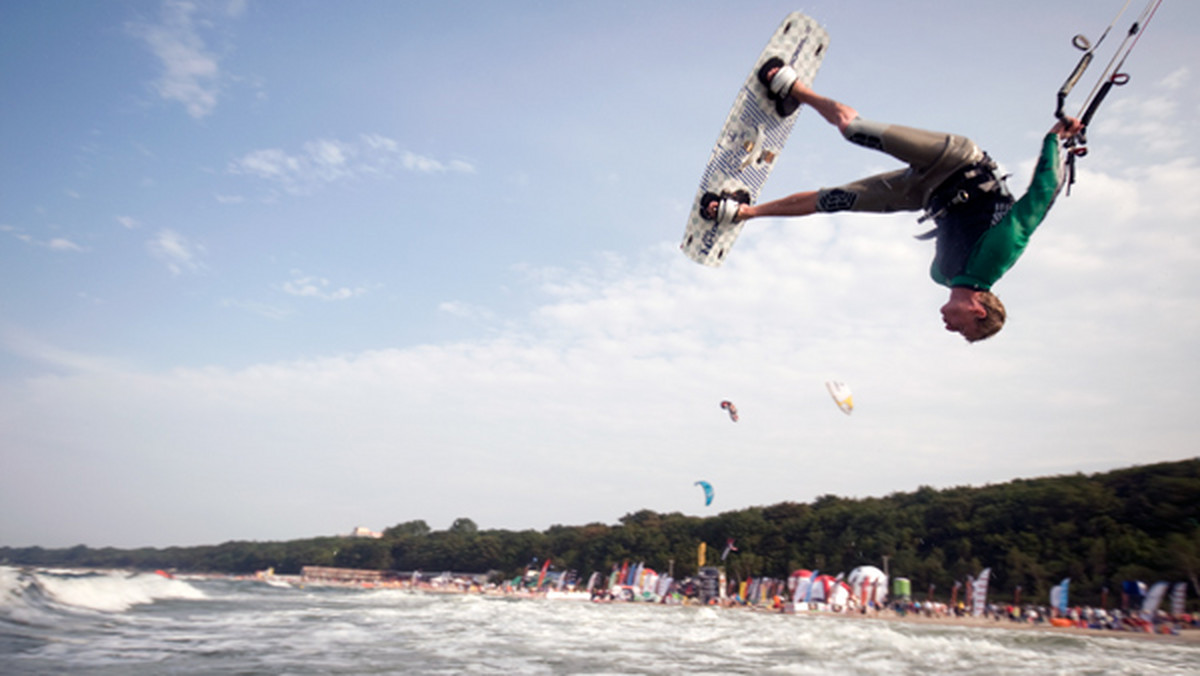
[704,67,1084,342]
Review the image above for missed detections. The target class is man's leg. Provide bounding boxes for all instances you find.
[740,191,819,219]
[731,77,922,219]
[714,76,977,222]
[777,73,974,172]
[787,82,859,134]
[768,65,974,168]
[712,80,855,221]
[738,169,913,220]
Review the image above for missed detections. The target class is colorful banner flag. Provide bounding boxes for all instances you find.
[971,568,991,617]
[1171,582,1187,617]
[1051,577,1070,614]
[721,539,738,561]
[1141,581,1170,619]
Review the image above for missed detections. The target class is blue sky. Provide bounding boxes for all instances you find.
[2,1,1198,549]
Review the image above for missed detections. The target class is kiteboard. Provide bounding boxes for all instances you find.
[680,12,829,266]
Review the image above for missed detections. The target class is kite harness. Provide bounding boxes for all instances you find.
[914,153,1017,282]
[1056,0,1165,193]
[914,154,1013,247]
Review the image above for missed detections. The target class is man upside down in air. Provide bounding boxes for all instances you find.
[704,60,1085,342]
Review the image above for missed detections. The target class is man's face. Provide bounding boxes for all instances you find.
[940,298,984,341]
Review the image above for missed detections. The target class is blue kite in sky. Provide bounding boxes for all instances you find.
[695,481,714,507]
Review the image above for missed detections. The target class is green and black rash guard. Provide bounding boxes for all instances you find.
[930,133,1065,291]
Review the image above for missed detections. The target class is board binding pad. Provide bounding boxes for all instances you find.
[681,12,828,267]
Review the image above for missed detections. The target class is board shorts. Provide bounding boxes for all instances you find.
[815,117,984,213]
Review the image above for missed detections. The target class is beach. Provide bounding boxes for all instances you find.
[266,566,1200,645]
[6,567,1200,675]
[817,605,1200,644]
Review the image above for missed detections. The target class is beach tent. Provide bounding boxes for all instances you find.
[788,571,854,608]
[787,569,812,592]
[810,574,836,602]
[639,567,658,593]
[825,578,853,608]
[789,569,815,603]
[848,565,888,606]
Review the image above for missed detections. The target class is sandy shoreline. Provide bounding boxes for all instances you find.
[806,606,1200,643]
[260,572,1198,644]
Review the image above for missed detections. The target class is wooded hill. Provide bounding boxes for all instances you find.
[5,458,1198,607]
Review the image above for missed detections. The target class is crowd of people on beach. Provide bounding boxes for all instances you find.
[886,598,1198,636]
[267,565,1196,639]
[574,576,1195,638]
[579,577,1199,638]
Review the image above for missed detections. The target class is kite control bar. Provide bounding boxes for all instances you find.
[1056,32,1108,124]
[1054,0,1163,190]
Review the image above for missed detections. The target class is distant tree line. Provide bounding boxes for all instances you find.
[4,459,1199,608]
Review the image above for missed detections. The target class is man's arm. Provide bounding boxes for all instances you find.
[944,119,1083,289]
[1007,116,1083,239]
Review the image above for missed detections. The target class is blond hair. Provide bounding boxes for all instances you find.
[968,291,1007,342]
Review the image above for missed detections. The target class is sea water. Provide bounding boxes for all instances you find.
[2,567,1197,675]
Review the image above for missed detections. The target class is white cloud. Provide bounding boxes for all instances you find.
[1,225,85,252]
[147,228,206,275]
[402,152,477,175]
[4,204,1196,545]
[0,328,124,374]
[129,0,230,119]
[4,135,1200,546]
[439,300,497,322]
[47,238,84,252]
[0,225,23,238]
[116,216,140,229]
[228,135,476,194]
[1159,67,1189,91]
[1091,68,1197,156]
[231,148,300,180]
[361,134,398,153]
[224,0,247,18]
[280,272,368,301]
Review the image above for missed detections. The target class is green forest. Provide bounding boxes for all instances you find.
[5,458,1199,607]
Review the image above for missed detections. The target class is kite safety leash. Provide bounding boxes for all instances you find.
[1056,0,1164,192]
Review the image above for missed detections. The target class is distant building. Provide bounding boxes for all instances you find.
[349,526,383,539]
[302,566,390,584]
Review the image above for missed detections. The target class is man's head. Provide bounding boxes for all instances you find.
[941,288,1006,342]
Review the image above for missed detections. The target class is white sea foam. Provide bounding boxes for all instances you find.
[8,568,207,613]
